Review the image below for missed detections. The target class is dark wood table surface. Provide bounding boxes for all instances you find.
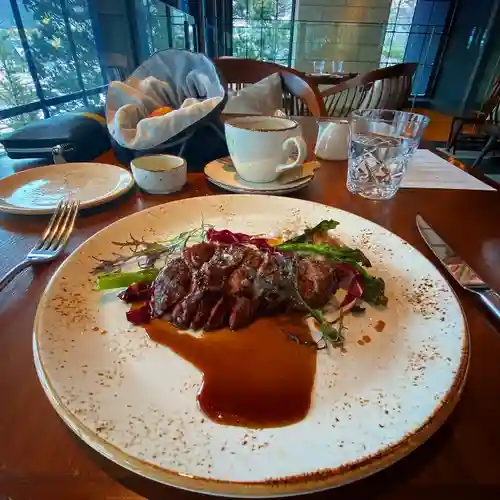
[305,72,358,86]
[1,118,500,499]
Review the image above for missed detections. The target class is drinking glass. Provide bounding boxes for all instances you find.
[331,60,343,74]
[313,60,325,74]
[347,109,430,200]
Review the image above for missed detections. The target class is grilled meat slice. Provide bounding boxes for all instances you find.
[198,245,247,292]
[205,296,230,330]
[254,252,293,310]
[229,296,258,330]
[151,257,191,317]
[297,257,338,308]
[183,242,216,270]
[225,247,264,296]
[171,290,203,329]
[190,292,220,330]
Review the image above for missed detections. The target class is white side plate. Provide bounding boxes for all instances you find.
[0,162,134,214]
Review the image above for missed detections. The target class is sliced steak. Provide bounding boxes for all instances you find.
[150,242,339,331]
[204,296,230,330]
[151,257,191,317]
[229,296,257,330]
[199,246,247,292]
[254,253,292,310]
[183,242,216,270]
[225,247,263,296]
[190,292,220,330]
[171,290,203,329]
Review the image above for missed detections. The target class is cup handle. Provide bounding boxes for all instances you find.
[277,136,308,173]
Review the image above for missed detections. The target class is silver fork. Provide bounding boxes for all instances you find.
[0,199,80,291]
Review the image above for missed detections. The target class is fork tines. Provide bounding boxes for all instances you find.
[37,199,80,252]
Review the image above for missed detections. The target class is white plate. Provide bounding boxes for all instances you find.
[205,159,317,194]
[0,162,134,215]
[33,195,469,497]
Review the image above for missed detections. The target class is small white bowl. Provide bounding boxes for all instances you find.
[130,155,186,194]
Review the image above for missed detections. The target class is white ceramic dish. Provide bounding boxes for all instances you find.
[205,159,317,195]
[131,155,186,194]
[0,163,134,215]
[33,195,469,497]
[224,116,307,183]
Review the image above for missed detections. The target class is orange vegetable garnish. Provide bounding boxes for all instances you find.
[266,237,283,246]
[148,106,174,118]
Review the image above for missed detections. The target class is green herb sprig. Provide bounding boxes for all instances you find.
[92,223,212,276]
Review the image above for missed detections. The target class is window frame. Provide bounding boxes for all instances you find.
[0,0,109,123]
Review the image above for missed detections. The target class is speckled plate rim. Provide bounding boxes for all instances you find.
[205,175,314,195]
[32,195,470,497]
[0,162,134,215]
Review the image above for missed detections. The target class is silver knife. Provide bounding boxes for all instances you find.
[416,214,500,321]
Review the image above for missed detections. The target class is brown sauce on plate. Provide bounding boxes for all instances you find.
[144,315,316,428]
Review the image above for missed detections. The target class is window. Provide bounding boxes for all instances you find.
[232,0,294,66]
[0,0,107,142]
[134,1,197,59]
[381,0,452,95]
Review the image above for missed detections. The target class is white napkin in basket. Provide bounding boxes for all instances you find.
[107,75,223,150]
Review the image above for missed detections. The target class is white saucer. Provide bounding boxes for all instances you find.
[204,159,318,195]
[0,162,134,215]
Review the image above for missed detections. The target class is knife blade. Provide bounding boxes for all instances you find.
[416,214,500,321]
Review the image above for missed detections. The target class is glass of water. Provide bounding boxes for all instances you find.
[347,109,430,200]
[331,60,343,74]
[313,60,326,74]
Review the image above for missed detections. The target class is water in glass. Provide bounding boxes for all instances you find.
[313,60,325,74]
[347,110,429,200]
[332,60,343,74]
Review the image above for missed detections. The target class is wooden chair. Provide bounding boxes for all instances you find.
[321,63,418,118]
[446,77,500,154]
[213,57,326,117]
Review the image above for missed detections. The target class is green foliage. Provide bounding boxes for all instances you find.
[0,30,39,136]
[0,1,105,138]
[0,31,35,108]
[232,0,293,63]
[22,0,103,97]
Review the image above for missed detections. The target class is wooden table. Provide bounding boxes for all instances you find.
[1,118,500,499]
[305,72,358,86]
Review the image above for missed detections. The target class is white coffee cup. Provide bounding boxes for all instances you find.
[224,116,308,183]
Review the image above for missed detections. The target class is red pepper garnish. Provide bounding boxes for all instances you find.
[126,304,151,324]
[206,228,276,252]
[118,282,152,303]
[335,263,364,307]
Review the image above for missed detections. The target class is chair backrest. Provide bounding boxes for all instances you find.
[321,63,418,117]
[481,77,500,123]
[213,57,326,117]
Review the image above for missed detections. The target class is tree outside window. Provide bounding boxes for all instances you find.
[232,0,294,66]
[0,0,105,142]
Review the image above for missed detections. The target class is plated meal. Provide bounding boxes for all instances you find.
[34,195,468,496]
[93,219,388,428]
